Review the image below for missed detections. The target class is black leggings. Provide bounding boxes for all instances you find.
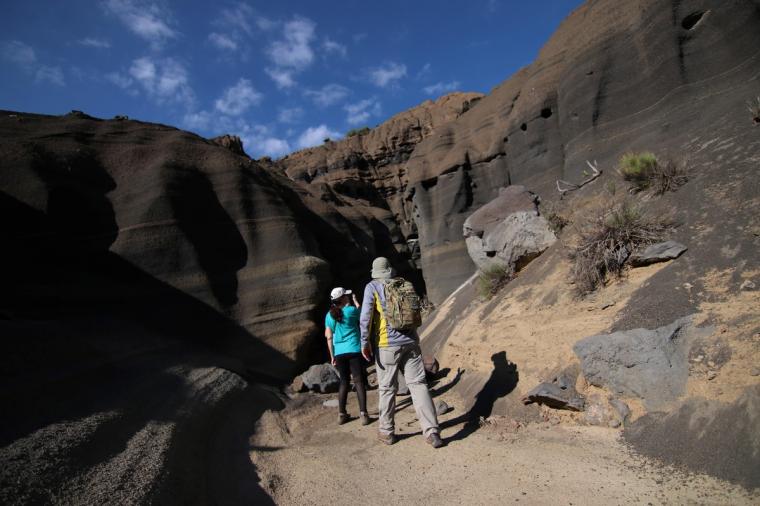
[335,353,367,415]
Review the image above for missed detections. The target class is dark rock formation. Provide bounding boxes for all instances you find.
[211,134,247,157]
[301,363,340,393]
[0,112,331,379]
[574,316,714,410]
[522,366,585,411]
[630,240,687,267]
[276,0,760,305]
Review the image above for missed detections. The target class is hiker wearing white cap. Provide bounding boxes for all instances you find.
[325,286,371,425]
[359,257,443,448]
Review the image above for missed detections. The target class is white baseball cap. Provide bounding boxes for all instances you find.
[330,287,352,301]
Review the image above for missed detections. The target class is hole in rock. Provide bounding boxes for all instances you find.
[520,123,527,131]
[486,251,496,258]
[682,11,706,30]
[586,70,594,76]
[541,107,552,119]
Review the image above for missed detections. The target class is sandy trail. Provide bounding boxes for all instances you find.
[250,388,758,505]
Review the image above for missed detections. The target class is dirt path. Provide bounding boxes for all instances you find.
[250,389,759,505]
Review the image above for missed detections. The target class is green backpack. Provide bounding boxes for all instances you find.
[382,278,422,331]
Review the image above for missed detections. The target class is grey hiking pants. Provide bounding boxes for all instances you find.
[376,343,439,437]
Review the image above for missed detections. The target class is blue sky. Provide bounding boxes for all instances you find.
[1,0,582,158]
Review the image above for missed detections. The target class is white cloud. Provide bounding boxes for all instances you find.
[322,38,346,58]
[278,107,304,124]
[344,98,381,126]
[1,40,36,66]
[416,62,432,80]
[2,40,65,86]
[35,66,65,86]
[127,56,193,106]
[297,124,341,149]
[105,71,133,88]
[267,16,315,69]
[78,37,111,49]
[103,0,177,47]
[368,62,407,88]
[252,137,291,158]
[216,2,254,36]
[423,80,461,96]
[304,83,349,107]
[214,78,262,116]
[265,67,296,89]
[182,113,291,158]
[208,32,237,51]
[256,16,277,31]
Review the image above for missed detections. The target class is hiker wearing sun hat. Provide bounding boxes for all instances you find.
[325,286,371,426]
[359,257,442,448]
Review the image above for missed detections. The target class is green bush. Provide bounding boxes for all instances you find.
[346,126,371,137]
[618,152,687,194]
[477,264,513,299]
[618,152,658,191]
[569,201,671,295]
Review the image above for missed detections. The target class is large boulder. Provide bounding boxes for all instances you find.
[301,363,340,393]
[463,186,556,272]
[574,316,714,410]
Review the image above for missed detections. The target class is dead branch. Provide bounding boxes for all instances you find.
[557,160,602,198]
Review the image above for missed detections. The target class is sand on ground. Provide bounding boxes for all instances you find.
[249,386,759,505]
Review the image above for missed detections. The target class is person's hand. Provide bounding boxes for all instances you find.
[331,356,337,366]
[352,293,359,306]
[361,343,372,362]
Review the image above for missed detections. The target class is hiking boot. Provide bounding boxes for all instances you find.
[377,431,397,445]
[360,412,372,426]
[338,413,350,425]
[425,432,444,448]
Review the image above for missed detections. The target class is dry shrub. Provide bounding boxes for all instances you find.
[618,152,687,194]
[542,202,571,235]
[569,201,671,295]
[478,264,513,299]
[650,160,688,195]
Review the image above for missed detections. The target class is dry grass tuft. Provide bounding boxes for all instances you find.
[478,264,513,299]
[618,152,687,194]
[569,201,672,295]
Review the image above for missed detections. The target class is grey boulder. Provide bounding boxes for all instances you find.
[574,316,713,410]
[630,240,687,267]
[302,363,340,393]
[463,186,556,273]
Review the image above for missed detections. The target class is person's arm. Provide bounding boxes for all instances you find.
[359,283,374,360]
[352,292,360,308]
[325,326,336,366]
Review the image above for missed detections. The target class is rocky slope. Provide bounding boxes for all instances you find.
[1,0,759,501]
[280,0,760,304]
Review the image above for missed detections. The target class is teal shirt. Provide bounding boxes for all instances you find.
[325,305,361,356]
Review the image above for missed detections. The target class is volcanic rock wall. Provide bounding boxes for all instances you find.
[0,112,330,379]
[281,0,760,304]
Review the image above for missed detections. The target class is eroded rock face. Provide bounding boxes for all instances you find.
[211,134,247,157]
[276,0,760,304]
[278,92,484,297]
[0,112,329,379]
